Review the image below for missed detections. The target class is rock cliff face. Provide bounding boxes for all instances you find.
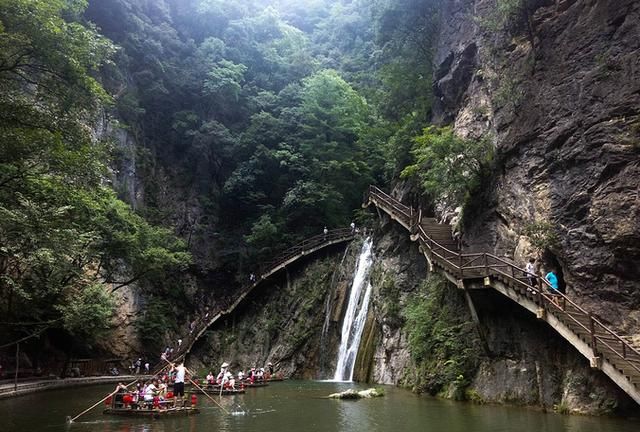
[363,216,635,414]
[189,241,363,379]
[433,0,640,340]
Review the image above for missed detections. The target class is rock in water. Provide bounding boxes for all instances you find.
[328,388,384,399]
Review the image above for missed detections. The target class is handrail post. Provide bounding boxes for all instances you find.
[589,314,597,356]
[458,253,463,279]
[622,341,627,359]
[537,279,543,307]
[483,253,488,277]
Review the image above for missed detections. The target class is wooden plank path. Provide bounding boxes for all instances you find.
[364,185,640,406]
[158,228,355,369]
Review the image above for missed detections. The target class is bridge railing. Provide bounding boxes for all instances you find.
[259,228,354,274]
[155,228,355,370]
[366,185,640,376]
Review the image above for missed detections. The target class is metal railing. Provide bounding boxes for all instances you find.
[367,185,640,378]
[156,228,355,369]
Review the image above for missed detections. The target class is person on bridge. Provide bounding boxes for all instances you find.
[249,273,256,283]
[323,226,328,239]
[545,269,560,292]
[525,258,537,287]
[350,221,356,233]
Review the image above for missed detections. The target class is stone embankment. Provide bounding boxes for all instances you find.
[0,375,149,399]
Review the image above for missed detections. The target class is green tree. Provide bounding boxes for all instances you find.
[401,126,494,208]
[0,0,190,349]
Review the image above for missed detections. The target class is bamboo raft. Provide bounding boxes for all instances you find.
[103,406,200,418]
[193,386,245,395]
[103,393,200,418]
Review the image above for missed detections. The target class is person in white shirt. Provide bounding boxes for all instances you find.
[172,362,186,406]
[143,381,157,402]
[525,258,537,287]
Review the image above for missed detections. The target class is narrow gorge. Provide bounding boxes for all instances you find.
[1,0,638,426]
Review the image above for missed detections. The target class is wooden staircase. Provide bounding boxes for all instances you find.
[155,228,355,371]
[365,185,640,406]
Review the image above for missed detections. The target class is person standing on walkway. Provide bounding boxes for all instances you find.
[350,221,355,233]
[323,226,328,239]
[545,269,560,292]
[525,258,537,287]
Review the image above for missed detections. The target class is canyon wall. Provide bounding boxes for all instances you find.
[433,0,640,340]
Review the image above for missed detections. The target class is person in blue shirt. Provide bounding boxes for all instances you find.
[545,270,559,292]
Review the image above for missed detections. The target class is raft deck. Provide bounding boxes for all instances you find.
[103,406,199,417]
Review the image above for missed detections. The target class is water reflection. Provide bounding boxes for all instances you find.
[1,381,639,432]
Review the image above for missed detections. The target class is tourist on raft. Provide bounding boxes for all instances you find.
[171,361,187,406]
[222,371,236,389]
[206,371,215,385]
[142,380,158,402]
[217,362,229,384]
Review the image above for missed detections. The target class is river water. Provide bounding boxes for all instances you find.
[0,381,638,432]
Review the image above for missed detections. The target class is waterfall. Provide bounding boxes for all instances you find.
[333,237,374,382]
[319,247,350,376]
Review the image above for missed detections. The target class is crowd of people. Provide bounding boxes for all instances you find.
[113,361,189,410]
[203,361,275,390]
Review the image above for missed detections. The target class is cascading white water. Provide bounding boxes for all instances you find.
[333,237,374,382]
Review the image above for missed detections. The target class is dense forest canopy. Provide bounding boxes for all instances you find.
[1,0,484,355]
[84,0,444,264]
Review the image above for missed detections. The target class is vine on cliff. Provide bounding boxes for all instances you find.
[404,274,481,399]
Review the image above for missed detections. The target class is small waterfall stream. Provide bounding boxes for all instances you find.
[333,237,374,382]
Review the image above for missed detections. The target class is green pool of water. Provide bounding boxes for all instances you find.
[0,380,638,431]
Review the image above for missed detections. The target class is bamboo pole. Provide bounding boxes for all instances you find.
[67,378,137,423]
[67,362,171,423]
[160,357,229,414]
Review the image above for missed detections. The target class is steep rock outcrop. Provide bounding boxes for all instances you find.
[365,217,635,414]
[433,0,640,338]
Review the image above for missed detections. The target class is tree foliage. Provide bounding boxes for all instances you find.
[0,0,190,347]
[405,275,481,397]
[401,126,494,208]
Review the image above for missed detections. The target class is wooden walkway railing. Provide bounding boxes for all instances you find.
[365,185,640,406]
[156,228,355,369]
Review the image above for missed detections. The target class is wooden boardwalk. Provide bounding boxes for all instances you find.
[365,185,640,406]
[161,228,355,368]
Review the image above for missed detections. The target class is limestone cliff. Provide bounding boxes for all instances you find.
[364,216,636,415]
[433,0,640,343]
